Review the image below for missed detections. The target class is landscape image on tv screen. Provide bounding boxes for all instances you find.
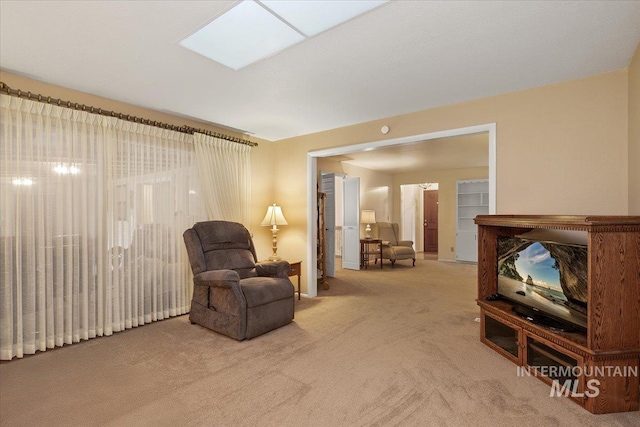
[497,237,588,330]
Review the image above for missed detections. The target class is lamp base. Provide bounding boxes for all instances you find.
[268,255,282,261]
[365,223,372,239]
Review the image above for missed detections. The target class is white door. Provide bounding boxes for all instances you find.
[342,177,360,270]
[321,172,336,276]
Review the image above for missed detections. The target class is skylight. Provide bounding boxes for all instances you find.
[180,0,388,70]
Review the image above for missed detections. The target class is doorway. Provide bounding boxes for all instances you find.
[306,123,497,298]
[400,182,439,257]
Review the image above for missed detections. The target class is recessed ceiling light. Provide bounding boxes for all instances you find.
[180,0,388,70]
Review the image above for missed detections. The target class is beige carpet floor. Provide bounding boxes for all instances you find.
[1,259,638,426]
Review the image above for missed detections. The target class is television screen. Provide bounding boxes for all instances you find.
[497,236,588,331]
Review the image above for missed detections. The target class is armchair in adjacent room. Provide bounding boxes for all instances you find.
[183,220,295,340]
[375,222,416,267]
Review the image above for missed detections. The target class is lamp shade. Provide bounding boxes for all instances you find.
[361,210,376,224]
[261,204,288,226]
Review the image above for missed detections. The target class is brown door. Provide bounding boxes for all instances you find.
[423,190,438,253]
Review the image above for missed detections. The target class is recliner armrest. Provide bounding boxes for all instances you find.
[398,240,414,247]
[256,260,290,278]
[194,270,240,288]
[192,269,246,314]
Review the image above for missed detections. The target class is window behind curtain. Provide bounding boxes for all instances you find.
[0,94,206,360]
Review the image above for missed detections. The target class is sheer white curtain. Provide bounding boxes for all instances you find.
[0,94,205,360]
[193,133,251,225]
[108,121,204,330]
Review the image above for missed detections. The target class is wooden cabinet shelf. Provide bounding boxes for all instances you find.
[317,189,329,290]
[475,215,640,414]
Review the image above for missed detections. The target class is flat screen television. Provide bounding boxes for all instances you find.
[497,236,588,332]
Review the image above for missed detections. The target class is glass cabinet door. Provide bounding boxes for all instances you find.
[482,312,521,362]
[524,333,582,384]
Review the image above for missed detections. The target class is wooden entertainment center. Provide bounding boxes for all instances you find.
[475,215,640,414]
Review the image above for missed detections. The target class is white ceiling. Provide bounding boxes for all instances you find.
[1,1,639,143]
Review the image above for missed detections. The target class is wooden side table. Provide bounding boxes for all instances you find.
[360,239,382,269]
[288,261,302,300]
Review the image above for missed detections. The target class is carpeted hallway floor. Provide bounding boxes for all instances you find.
[1,259,638,426]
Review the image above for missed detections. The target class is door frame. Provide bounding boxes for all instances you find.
[306,123,496,297]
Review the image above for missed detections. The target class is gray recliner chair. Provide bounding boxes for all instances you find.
[376,222,416,267]
[183,220,294,340]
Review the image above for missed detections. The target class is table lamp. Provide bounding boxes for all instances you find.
[361,210,376,239]
[261,203,288,260]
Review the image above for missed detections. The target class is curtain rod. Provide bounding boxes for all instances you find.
[0,81,258,147]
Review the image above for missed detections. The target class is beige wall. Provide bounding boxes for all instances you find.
[317,157,343,176]
[341,163,393,223]
[0,71,277,257]
[394,167,489,261]
[276,70,629,295]
[629,43,640,215]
